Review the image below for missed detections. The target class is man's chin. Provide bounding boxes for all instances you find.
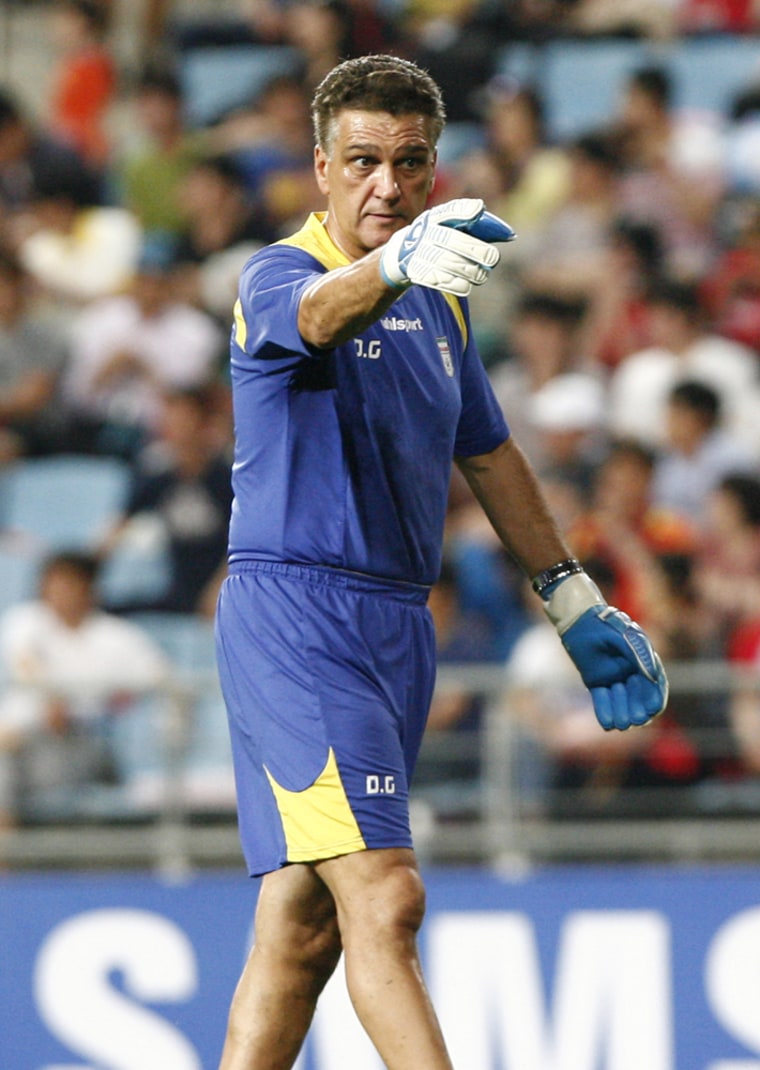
[362,217,406,250]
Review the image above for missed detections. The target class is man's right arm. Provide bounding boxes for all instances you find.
[297,199,515,349]
[297,249,400,350]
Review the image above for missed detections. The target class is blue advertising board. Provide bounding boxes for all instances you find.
[2,866,760,1069]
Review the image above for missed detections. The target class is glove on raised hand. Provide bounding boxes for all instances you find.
[379,198,515,297]
[538,567,669,731]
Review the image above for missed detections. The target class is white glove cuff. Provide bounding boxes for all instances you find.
[543,571,606,635]
[379,229,411,290]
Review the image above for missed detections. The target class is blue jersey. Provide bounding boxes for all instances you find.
[227,212,509,587]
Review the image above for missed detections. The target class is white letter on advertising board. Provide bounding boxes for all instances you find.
[429,910,672,1070]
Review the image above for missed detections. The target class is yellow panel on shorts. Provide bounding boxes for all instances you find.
[264,747,367,862]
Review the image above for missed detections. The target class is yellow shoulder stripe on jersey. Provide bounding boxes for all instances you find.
[265,746,367,862]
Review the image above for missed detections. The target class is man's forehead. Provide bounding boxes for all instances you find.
[330,108,436,149]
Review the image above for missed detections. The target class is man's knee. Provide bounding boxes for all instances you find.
[372,860,427,935]
[322,851,427,941]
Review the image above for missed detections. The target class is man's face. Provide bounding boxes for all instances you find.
[314,109,437,260]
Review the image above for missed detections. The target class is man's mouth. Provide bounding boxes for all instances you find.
[367,212,406,225]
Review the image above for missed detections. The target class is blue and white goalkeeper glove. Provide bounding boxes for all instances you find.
[539,567,669,731]
[379,198,515,297]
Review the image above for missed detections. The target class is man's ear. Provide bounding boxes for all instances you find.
[314,145,330,196]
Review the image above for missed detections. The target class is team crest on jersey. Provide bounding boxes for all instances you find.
[436,336,454,377]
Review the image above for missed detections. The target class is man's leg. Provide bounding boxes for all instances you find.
[218,863,342,1070]
[316,847,454,1070]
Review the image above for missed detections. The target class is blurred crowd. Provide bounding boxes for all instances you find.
[3,0,760,827]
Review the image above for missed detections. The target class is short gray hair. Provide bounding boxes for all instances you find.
[312,54,446,153]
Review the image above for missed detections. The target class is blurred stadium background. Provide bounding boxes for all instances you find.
[2,1,760,1066]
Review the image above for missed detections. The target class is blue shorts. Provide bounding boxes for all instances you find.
[215,560,436,877]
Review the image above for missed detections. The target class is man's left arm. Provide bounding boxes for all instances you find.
[456,437,669,731]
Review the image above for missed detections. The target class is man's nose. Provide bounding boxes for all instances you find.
[375,164,400,199]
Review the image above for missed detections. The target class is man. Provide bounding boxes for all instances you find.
[215,54,668,1070]
[0,552,167,827]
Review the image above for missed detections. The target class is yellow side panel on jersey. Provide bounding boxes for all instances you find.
[264,746,367,862]
[232,298,247,349]
[442,291,467,347]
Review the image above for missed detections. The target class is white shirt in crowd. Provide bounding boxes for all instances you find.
[0,601,169,733]
[608,334,760,456]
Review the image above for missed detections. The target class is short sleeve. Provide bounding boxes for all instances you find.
[234,246,326,361]
[454,303,510,457]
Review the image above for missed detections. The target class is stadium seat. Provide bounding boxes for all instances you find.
[496,34,760,141]
[437,121,486,164]
[181,44,302,126]
[0,542,42,619]
[98,513,172,608]
[2,455,130,552]
[123,612,235,810]
[670,35,760,115]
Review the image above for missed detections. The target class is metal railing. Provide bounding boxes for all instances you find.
[1,660,759,872]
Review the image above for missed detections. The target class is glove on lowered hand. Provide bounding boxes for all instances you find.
[379,198,515,297]
[540,569,669,731]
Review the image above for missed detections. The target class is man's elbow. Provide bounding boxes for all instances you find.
[456,435,514,476]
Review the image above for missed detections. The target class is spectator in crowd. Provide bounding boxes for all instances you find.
[521,130,624,298]
[450,80,570,255]
[651,379,755,526]
[0,88,103,219]
[701,200,760,354]
[61,236,224,458]
[0,550,168,828]
[215,74,321,236]
[48,0,117,168]
[171,153,273,321]
[614,64,725,277]
[723,85,760,202]
[607,278,760,455]
[695,472,760,652]
[113,65,208,238]
[14,181,142,309]
[489,290,587,466]
[100,385,233,617]
[404,0,500,123]
[282,0,353,91]
[569,439,697,628]
[527,371,608,500]
[678,0,760,33]
[580,217,664,369]
[0,252,69,462]
[566,0,676,37]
